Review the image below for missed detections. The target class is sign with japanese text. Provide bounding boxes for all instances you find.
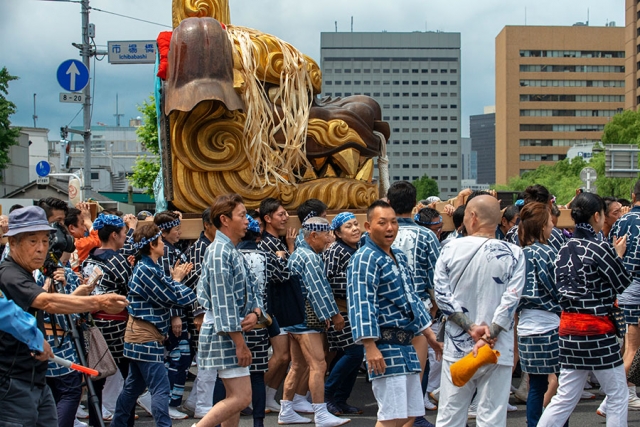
[107,41,156,64]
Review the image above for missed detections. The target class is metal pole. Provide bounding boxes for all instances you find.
[81,0,92,196]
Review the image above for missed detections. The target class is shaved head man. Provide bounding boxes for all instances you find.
[434,194,526,427]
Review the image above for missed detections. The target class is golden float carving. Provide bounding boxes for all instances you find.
[167,0,387,212]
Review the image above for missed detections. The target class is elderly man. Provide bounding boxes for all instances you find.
[195,194,264,427]
[347,200,433,427]
[434,195,526,427]
[0,206,128,426]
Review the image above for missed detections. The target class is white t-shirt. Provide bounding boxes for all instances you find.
[517,308,560,336]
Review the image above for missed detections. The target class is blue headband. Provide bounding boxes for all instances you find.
[93,214,125,230]
[414,213,442,226]
[158,218,180,231]
[133,231,162,250]
[246,214,260,233]
[302,220,331,233]
[515,199,525,207]
[331,212,356,231]
[303,211,318,223]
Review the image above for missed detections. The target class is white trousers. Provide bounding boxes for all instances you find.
[537,366,628,427]
[102,370,124,413]
[427,323,442,393]
[184,360,217,414]
[435,359,511,427]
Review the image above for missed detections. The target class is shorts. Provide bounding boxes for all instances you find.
[218,366,250,379]
[282,322,323,334]
[371,373,425,421]
[620,304,640,326]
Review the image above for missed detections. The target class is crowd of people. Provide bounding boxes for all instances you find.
[2,181,640,427]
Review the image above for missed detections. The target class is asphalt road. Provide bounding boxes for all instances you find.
[123,375,640,426]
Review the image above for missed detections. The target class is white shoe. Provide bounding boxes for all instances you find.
[424,397,437,411]
[137,391,153,415]
[194,410,210,419]
[429,388,440,403]
[292,393,314,414]
[102,408,113,421]
[628,386,640,410]
[467,403,477,419]
[168,406,189,420]
[278,400,312,425]
[76,406,89,419]
[74,420,88,427]
[266,386,281,413]
[507,403,517,412]
[581,391,595,400]
[597,398,606,418]
[312,403,350,427]
[182,399,196,414]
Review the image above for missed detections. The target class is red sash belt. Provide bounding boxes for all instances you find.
[92,309,128,322]
[559,312,615,336]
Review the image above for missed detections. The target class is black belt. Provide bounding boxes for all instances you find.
[378,327,414,346]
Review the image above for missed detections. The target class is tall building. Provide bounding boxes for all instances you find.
[320,32,462,198]
[495,25,625,184]
[626,0,640,109]
[470,107,496,185]
[460,137,477,181]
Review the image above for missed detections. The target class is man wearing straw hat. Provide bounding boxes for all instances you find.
[0,206,129,426]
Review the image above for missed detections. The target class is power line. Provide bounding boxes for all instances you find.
[89,6,171,28]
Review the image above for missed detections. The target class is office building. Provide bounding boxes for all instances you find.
[626,0,640,109]
[470,107,496,185]
[460,137,477,181]
[495,25,625,184]
[320,32,461,198]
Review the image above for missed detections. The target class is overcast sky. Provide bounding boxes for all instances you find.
[0,0,625,140]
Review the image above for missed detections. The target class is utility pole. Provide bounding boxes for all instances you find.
[114,93,124,127]
[81,0,92,196]
[32,93,37,128]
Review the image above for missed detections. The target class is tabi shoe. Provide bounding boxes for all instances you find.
[74,420,88,427]
[424,395,438,411]
[76,406,89,419]
[467,402,477,419]
[266,386,281,413]
[278,400,312,425]
[326,401,343,416]
[336,402,363,415]
[168,406,189,420]
[413,415,435,427]
[581,391,595,400]
[629,385,640,410]
[514,372,529,403]
[312,403,350,427]
[292,393,314,413]
[429,388,440,403]
[137,391,153,415]
[507,403,518,412]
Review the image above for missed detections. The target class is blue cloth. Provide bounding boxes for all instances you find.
[331,212,356,231]
[246,215,261,233]
[111,360,172,427]
[506,225,566,253]
[518,242,562,314]
[609,205,640,305]
[124,255,196,363]
[92,214,124,230]
[392,217,440,300]
[197,231,262,370]
[324,239,357,350]
[0,289,44,352]
[347,236,432,379]
[325,343,364,404]
[288,239,339,323]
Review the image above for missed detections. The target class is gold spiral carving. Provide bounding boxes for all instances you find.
[172,0,230,28]
[285,179,379,210]
[307,119,366,150]
[170,101,249,172]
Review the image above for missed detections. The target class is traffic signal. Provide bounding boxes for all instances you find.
[60,139,71,170]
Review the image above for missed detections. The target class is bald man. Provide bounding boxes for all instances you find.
[434,196,526,427]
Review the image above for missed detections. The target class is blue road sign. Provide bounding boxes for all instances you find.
[56,59,89,92]
[36,161,51,177]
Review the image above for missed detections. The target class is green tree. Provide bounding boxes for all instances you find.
[129,95,160,195]
[0,67,20,173]
[413,175,439,200]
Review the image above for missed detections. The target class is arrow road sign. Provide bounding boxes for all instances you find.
[36,160,51,177]
[56,59,89,92]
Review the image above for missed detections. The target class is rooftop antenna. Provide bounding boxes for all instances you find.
[587,8,589,26]
[525,7,527,26]
[335,21,337,32]
[114,93,124,127]
[351,16,353,32]
[32,93,38,128]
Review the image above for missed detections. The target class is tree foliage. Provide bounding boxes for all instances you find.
[0,67,20,173]
[413,175,439,200]
[129,95,160,195]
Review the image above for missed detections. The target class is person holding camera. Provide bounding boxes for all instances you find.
[0,206,129,426]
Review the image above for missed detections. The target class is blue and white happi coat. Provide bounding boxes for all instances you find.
[434,237,525,366]
[506,225,566,253]
[36,267,81,377]
[392,217,440,301]
[288,239,339,324]
[324,239,357,350]
[609,205,640,306]
[518,242,561,314]
[124,255,196,363]
[197,232,262,370]
[347,236,432,379]
[555,223,631,370]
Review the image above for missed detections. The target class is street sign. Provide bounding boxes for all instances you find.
[56,59,89,92]
[36,160,51,177]
[107,41,156,64]
[36,177,50,185]
[59,92,85,104]
[579,167,597,183]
